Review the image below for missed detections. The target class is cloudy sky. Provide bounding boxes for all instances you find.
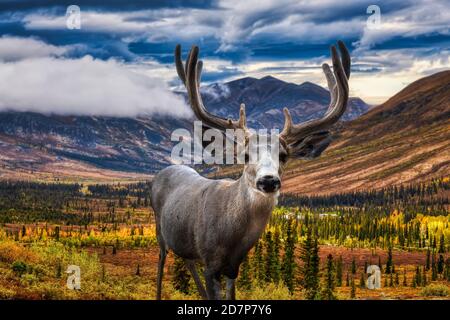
[0,0,448,116]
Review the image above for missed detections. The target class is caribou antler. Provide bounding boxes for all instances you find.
[280,41,350,145]
[175,45,247,132]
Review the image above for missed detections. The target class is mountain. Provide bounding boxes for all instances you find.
[199,76,369,129]
[280,70,450,195]
[0,77,369,181]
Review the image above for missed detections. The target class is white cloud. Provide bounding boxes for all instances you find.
[23,9,219,41]
[0,38,191,118]
[0,36,68,62]
[355,1,450,50]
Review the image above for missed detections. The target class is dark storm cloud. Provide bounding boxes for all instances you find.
[0,0,218,13]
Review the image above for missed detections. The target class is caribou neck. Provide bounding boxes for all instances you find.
[225,172,277,235]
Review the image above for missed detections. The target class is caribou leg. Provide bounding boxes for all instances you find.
[185,259,208,299]
[156,247,167,300]
[204,268,222,300]
[225,278,236,300]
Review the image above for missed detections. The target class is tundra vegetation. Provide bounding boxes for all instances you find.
[0,177,448,299]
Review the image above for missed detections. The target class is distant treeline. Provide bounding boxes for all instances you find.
[87,182,152,199]
[0,181,83,223]
[0,177,447,224]
[0,180,151,224]
[279,177,449,216]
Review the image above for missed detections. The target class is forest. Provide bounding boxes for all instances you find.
[0,176,448,299]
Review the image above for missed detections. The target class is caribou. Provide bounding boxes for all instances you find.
[151,41,351,300]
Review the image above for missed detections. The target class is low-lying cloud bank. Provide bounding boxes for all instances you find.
[0,37,190,118]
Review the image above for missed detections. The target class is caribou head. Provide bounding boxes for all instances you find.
[174,41,350,195]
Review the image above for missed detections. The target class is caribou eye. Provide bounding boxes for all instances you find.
[279,152,288,163]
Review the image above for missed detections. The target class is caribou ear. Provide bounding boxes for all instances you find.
[288,131,332,159]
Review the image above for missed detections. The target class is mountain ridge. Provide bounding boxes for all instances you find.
[280,70,450,194]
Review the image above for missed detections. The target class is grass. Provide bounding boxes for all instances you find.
[421,284,449,297]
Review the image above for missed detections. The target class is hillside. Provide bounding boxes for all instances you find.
[281,70,450,195]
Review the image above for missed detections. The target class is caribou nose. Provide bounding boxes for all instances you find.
[256,175,281,193]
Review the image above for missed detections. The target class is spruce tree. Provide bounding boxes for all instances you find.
[437,254,444,274]
[350,277,356,299]
[415,266,422,287]
[359,271,365,289]
[273,229,281,283]
[172,255,191,294]
[264,231,274,283]
[238,255,252,291]
[101,264,106,282]
[281,220,296,294]
[322,254,336,300]
[385,244,393,274]
[403,269,407,287]
[438,234,445,253]
[56,261,62,278]
[253,240,264,285]
[431,253,438,281]
[300,229,320,300]
[351,257,356,275]
[422,267,427,286]
[136,264,140,276]
[336,256,343,287]
[444,258,450,281]
[346,272,350,287]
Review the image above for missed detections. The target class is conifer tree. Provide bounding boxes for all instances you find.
[378,256,383,273]
[346,272,350,287]
[426,249,431,270]
[273,229,281,283]
[300,228,320,300]
[172,255,191,294]
[438,234,445,253]
[415,266,422,287]
[359,272,365,289]
[136,264,140,276]
[385,244,393,274]
[253,240,264,285]
[431,253,438,281]
[281,220,296,294]
[350,277,356,299]
[101,264,106,282]
[335,256,343,287]
[351,257,356,275]
[238,255,251,291]
[403,269,407,287]
[56,261,62,278]
[322,254,336,300]
[437,254,444,274]
[422,267,427,286]
[444,258,450,281]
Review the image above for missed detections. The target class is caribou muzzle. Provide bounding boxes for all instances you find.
[256,175,281,193]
